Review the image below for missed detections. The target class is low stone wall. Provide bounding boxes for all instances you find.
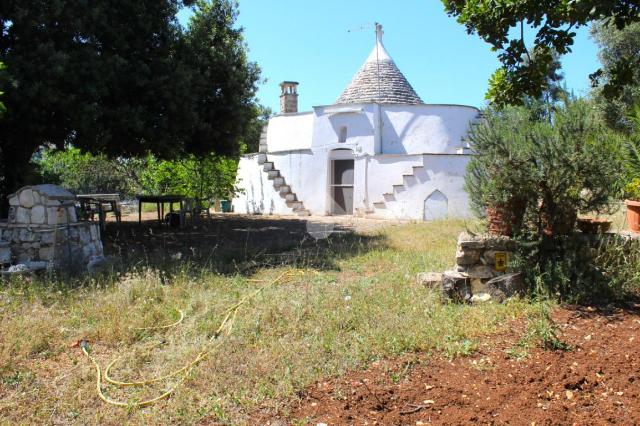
[455,232,517,294]
[417,232,524,303]
[1,185,104,272]
[0,222,103,270]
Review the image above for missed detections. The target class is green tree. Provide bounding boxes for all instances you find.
[176,0,261,157]
[242,104,273,153]
[138,153,239,201]
[33,146,141,198]
[442,0,640,106]
[0,61,5,115]
[467,98,625,236]
[0,0,259,213]
[591,21,640,131]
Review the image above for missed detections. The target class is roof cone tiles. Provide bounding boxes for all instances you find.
[336,24,423,105]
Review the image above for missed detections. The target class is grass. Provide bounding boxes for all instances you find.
[0,219,540,425]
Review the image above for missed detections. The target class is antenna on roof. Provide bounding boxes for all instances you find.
[347,22,375,33]
[374,22,382,103]
[346,22,383,103]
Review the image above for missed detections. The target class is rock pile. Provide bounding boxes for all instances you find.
[417,232,525,303]
[0,185,103,272]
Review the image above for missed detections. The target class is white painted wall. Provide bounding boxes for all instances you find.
[268,150,327,214]
[311,104,377,155]
[381,104,479,154]
[372,154,472,220]
[232,154,292,214]
[233,103,477,220]
[266,112,314,153]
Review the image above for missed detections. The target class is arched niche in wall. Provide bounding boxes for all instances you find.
[423,190,448,221]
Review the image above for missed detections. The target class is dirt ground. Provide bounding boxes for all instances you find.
[101,212,403,274]
[257,304,640,425]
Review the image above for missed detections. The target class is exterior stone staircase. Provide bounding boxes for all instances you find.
[371,163,424,212]
[371,111,483,213]
[256,125,311,216]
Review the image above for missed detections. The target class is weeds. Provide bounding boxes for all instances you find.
[507,300,570,359]
[0,219,540,425]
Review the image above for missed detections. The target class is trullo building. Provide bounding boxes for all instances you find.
[232,24,480,220]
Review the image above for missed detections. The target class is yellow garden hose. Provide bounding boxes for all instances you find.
[80,270,298,407]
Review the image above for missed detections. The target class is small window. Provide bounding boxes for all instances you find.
[338,126,348,143]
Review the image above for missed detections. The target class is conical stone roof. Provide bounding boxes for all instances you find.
[336,25,423,105]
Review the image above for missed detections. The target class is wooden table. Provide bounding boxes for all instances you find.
[77,193,121,231]
[136,195,188,226]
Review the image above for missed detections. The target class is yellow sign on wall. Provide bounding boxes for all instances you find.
[495,252,508,272]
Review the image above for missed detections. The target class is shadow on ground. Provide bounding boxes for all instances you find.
[101,214,387,275]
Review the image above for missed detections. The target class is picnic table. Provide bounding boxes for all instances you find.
[136,195,191,226]
[77,193,122,231]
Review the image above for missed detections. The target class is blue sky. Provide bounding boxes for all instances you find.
[180,1,601,112]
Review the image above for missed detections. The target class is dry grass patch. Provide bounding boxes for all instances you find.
[0,219,538,424]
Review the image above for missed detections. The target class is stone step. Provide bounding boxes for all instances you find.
[278,185,291,194]
[257,153,267,164]
[373,201,386,208]
[284,193,297,202]
[267,170,280,179]
[287,201,303,210]
[258,144,268,154]
[273,177,285,186]
[263,162,275,172]
[295,209,311,216]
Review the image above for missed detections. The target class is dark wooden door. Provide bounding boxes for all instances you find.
[331,159,354,215]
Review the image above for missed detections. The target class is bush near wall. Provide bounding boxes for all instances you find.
[466,98,638,300]
[33,147,239,202]
[466,98,626,237]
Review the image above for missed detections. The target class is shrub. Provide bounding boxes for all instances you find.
[138,153,239,201]
[512,234,640,302]
[625,178,640,200]
[466,98,626,236]
[34,146,141,198]
[34,147,240,202]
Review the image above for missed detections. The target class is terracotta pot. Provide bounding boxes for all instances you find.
[487,206,511,236]
[576,217,612,234]
[486,199,526,237]
[626,199,640,233]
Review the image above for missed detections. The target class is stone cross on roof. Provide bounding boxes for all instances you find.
[335,24,423,105]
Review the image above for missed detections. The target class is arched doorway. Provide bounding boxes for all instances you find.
[329,149,354,215]
[423,190,448,221]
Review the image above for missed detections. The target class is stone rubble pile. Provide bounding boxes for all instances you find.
[0,185,103,272]
[417,232,525,303]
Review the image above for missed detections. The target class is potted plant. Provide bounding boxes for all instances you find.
[624,178,640,233]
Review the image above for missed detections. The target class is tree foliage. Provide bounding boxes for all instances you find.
[0,0,259,210]
[0,61,5,115]
[591,21,640,131]
[441,0,640,106]
[139,153,239,201]
[466,98,626,236]
[34,146,240,202]
[34,146,141,197]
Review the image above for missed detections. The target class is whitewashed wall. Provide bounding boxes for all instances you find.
[381,104,479,154]
[371,154,472,220]
[267,112,314,153]
[234,103,477,220]
[232,154,291,214]
[310,104,378,155]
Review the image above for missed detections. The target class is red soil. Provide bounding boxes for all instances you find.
[259,305,640,425]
